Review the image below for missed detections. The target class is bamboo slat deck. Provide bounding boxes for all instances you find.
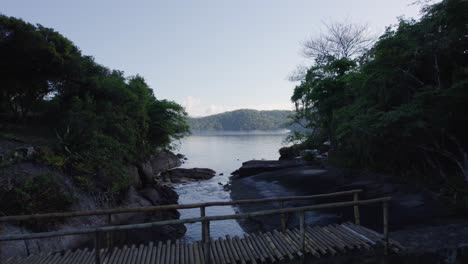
[4,222,403,264]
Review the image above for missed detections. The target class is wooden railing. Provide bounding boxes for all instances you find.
[0,190,391,263]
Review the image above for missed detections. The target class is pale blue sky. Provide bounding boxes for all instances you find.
[2,0,424,116]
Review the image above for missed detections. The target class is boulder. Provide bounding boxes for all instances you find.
[232,159,306,179]
[149,151,182,174]
[162,168,216,183]
[138,161,154,184]
[141,187,162,205]
[14,146,35,160]
[126,165,142,188]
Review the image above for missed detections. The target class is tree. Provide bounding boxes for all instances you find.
[290,0,468,195]
[302,20,375,61]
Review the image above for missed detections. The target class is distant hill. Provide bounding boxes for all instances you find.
[188,109,293,132]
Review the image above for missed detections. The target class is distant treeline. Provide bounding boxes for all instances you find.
[188,109,294,131]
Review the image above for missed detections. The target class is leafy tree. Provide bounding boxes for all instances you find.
[0,15,189,193]
[290,0,468,195]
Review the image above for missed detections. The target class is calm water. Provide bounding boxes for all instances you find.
[174,130,289,241]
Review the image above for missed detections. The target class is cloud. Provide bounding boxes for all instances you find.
[182,96,293,117]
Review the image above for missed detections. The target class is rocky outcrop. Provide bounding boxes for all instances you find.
[162,168,216,183]
[0,140,187,259]
[149,151,182,175]
[231,159,307,179]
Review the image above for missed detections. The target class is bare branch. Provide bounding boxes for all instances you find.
[302,20,376,60]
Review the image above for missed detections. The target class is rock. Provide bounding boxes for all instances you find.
[140,187,162,205]
[138,161,154,184]
[218,182,223,185]
[232,159,306,178]
[176,153,185,159]
[126,165,142,188]
[162,168,216,183]
[14,146,35,160]
[219,173,224,176]
[150,151,182,174]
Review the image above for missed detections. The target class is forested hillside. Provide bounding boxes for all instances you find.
[0,15,189,193]
[188,109,292,131]
[290,0,468,197]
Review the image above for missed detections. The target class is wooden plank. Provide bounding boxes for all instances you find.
[266,231,292,260]
[170,242,176,264]
[156,241,163,264]
[224,235,240,264]
[215,239,227,264]
[160,243,167,264]
[165,240,171,264]
[251,233,276,263]
[107,247,121,264]
[246,234,268,262]
[192,242,200,264]
[134,244,145,264]
[327,225,362,249]
[219,237,236,264]
[315,226,349,251]
[127,245,138,264]
[272,230,299,258]
[175,240,180,264]
[186,243,193,264]
[144,242,155,264]
[262,232,284,260]
[225,235,241,263]
[335,225,371,249]
[245,235,265,263]
[323,226,358,250]
[286,228,317,257]
[233,236,248,263]
[239,236,257,264]
[301,228,330,255]
[307,226,344,253]
[340,224,375,245]
[198,242,205,264]
[256,232,281,261]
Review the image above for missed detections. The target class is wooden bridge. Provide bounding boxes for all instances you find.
[0,190,401,263]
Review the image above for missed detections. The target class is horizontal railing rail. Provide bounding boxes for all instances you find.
[0,189,363,223]
[0,197,389,242]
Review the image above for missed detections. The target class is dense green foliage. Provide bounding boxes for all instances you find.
[0,174,72,216]
[291,0,468,192]
[0,15,189,192]
[188,109,293,131]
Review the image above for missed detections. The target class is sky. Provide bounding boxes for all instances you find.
[2,0,425,116]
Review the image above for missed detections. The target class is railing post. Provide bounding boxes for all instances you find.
[203,220,211,264]
[383,201,389,256]
[106,214,112,249]
[353,192,361,225]
[200,206,206,243]
[0,224,3,264]
[299,211,305,253]
[280,201,286,232]
[95,231,101,264]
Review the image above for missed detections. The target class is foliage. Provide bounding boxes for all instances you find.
[188,109,293,131]
[291,0,468,191]
[0,15,189,193]
[0,174,72,215]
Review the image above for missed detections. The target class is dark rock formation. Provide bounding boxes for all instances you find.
[231,159,307,179]
[162,168,216,183]
[149,151,182,175]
